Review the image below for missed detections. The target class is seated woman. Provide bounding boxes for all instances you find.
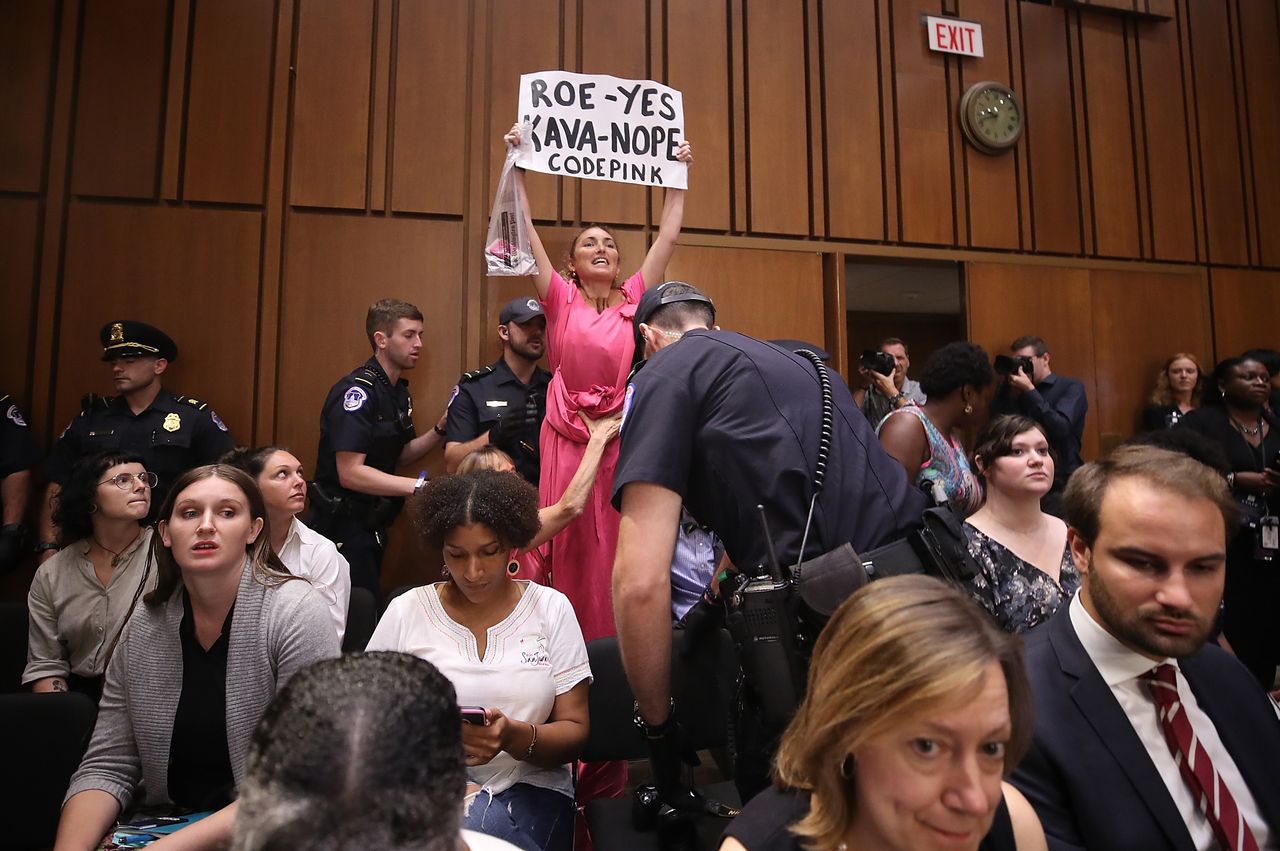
[221,446,351,642]
[721,575,1046,851]
[877,342,993,515]
[54,465,339,851]
[457,412,621,582]
[366,471,590,851]
[25,451,157,700]
[1141,352,1204,431]
[962,416,1078,633]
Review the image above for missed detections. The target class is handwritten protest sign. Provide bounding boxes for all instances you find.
[515,71,687,189]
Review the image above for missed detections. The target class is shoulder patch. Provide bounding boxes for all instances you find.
[459,365,495,383]
[210,410,228,431]
[620,383,635,434]
[6,404,27,428]
[447,384,461,407]
[343,386,369,412]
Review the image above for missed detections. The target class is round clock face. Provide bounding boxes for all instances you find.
[960,81,1024,155]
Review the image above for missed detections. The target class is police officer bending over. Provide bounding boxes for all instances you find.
[38,321,234,560]
[443,297,550,487]
[610,283,925,803]
[310,299,447,599]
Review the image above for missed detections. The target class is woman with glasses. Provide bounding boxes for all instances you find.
[23,451,158,700]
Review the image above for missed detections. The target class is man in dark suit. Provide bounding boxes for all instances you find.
[991,335,1087,516]
[1011,444,1280,851]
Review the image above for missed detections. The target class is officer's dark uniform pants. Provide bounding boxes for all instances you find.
[731,681,786,803]
[310,513,386,605]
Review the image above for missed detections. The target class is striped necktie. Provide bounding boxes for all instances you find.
[1142,664,1260,851]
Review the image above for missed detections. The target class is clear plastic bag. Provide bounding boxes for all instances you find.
[484,146,538,276]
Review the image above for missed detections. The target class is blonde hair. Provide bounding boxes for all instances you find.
[772,576,1033,851]
[1149,352,1204,407]
[456,445,516,475]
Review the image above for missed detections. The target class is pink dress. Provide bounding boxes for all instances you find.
[539,269,644,642]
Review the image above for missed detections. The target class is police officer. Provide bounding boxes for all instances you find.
[443,297,550,486]
[0,393,42,570]
[38,321,235,560]
[610,282,926,803]
[310,299,447,599]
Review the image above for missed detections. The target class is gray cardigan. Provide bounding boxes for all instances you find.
[65,563,340,809]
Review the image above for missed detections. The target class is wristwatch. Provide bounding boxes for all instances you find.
[35,540,59,554]
[433,423,447,436]
[633,699,676,738]
[890,391,907,406]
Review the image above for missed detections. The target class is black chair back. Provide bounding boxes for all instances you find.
[342,587,378,652]
[0,601,28,693]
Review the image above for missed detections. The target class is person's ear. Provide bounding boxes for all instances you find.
[373,330,388,351]
[158,520,171,548]
[246,516,264,546]
[1068,528,1091,578]
[497,324,511,343]
[153,358,168,376]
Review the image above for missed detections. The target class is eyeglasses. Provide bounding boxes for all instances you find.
[99,472,159,490]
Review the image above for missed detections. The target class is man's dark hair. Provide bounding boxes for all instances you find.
[918,341,994,399]
[412,471,541,551]
[1011,335,1048,356]
[365,299,423,350]
[53,451,147,546]
[232,652,465,851]
[646,283,715,332]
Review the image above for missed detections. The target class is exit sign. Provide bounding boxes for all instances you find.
[925,15,985,58]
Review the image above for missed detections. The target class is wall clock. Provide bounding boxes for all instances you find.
[959,81,1024,154]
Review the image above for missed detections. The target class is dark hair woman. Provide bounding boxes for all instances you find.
[1178,356,1280,688]
[367,471,591,851]
[55,465,339,851]
[25,451,156,699]
[877,342,995,515]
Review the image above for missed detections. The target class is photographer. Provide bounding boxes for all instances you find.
[989,336,1087,517]
[852,338,924,427]
[611,282,925,803]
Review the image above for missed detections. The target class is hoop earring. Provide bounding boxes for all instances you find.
[88,503,98,514]
[507,560,520,576]
[440,564,451,580]
[840,755,855,780]
[963,403,974,415]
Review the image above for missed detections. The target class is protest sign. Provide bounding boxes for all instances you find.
[515,71,687,189]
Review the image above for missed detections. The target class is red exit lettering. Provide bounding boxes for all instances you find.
[926,16,984,58]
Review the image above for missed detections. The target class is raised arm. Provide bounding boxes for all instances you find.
[528,412,621,550]
[637,140,693,287]
[504,123,555,299]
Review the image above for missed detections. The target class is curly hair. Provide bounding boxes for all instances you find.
[54,451,147,547]
[412,471,541,551]
[232,652,464,851]
[1148,352,1204,407]
[918,341,994,399]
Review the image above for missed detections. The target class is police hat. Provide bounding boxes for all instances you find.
[769,339,831,362]
[100,320,178,362]
[633,281,716,331]
[499,297,545,325]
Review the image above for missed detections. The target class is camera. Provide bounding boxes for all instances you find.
[994,354,1035,381]
[861,350,896,377]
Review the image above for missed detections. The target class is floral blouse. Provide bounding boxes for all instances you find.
[962,523,1080,633]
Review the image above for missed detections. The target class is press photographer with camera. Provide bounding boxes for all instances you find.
[989,336,1087,517]
[852,338,926,427]
[611,282,925,806]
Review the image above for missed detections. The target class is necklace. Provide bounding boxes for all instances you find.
[92,530,141,568]
[1229,414,1262,437]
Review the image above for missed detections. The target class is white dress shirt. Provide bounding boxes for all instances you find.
[278,517,350,643]
[1070,596,1275,850]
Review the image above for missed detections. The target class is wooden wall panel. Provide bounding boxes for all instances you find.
[0,0,56,193]
[1134,14,1197,262]
[578,0,648,227]
[1210,269,1280,357]
[71,0,169,198]
[1186,0,1250,265]
[821,0,885,241]
[1090,269,1210,439]
[183,0,275,204]
[892,0,955,246]
[957,0,1021,250]
[54,203,261,439]
[665,245,825,343]
[391,0,469,215]
[966,261,1099,461]
[744,0,811,236]
[1080,14,1141,258]
[290,0,374,209]
[666,0,732,232]
[1020,2,1083,254]
[1238,0,1280,267]
[0,200,41,407]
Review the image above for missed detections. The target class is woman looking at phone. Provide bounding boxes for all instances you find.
[366,471,590,851]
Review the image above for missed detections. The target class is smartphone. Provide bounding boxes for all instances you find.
[460,705,488,725]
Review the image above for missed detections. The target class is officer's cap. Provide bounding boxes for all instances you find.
[499,297,545,325]
[634,281,716,331]
[99,320,178,362]
[769,339,831,362]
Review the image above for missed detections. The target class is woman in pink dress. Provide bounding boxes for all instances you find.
[504,123,692,643]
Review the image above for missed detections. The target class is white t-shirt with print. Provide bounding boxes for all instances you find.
[367,581,591,797]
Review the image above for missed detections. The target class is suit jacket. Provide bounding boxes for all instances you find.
[1011,608,1280,851]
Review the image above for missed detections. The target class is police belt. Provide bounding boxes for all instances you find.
[308,480,404,531]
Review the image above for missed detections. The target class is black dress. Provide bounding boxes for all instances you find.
[1140,403,1190,432]
[722,786,1016,850]
[1178,405,1280,688]
[962,525,1079,634]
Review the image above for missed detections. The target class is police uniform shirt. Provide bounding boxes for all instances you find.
[315,357,415,491]
[0,394,42,477]
[45,391,234,506]
[612,330,925,572]
[445,358,550,485]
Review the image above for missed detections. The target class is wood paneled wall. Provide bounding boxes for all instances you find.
[2,0,1279,586]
